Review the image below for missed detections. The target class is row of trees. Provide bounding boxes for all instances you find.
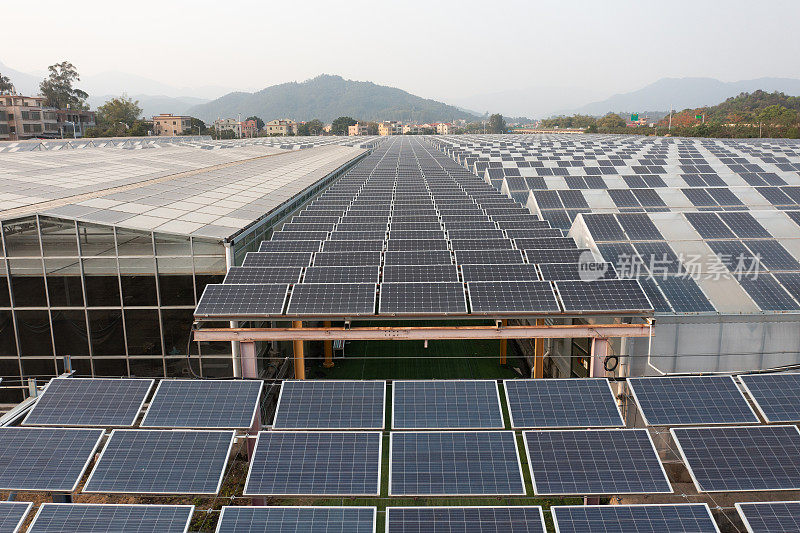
[1,61,89,110]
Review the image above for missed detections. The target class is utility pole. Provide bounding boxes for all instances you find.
[668,105,672,133]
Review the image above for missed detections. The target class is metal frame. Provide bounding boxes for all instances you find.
[28,503,195,533]
[385,506,545,533]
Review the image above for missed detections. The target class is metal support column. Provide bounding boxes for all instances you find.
[533,319,545,378]
[499,319,507,365]
[323,321,334,368]
[589,337,610,378]
[292,321,305,379]
[240,340,264,505]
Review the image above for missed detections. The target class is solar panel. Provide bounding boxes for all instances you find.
[216,506,376,533]
[385,507,546,533]
[273,380,385,429]
[616,213,665,240]
[538,262,617,281]
[718,212,772,238]
[739,373,800,422]
[389,431,525,495]
[244,431,381,495]
[525,248,591,263]
[382,264,459,282]
[0,427,103,491]
[671,425,800,492]
[313,251,382,266]
[552,504,720,533]
[580,213,627,241]
[685,212,736,239]
[379,282,467,315]
[241,251,313,267]
[555,279,653,312]
[655,276,715,312]
[258,240,322,252]
[287,283,376,316]
[223,266,303,284]
[323,240,385,252]
[392,380,503,429]
[461,263,539,282]
[84,429,234,494]
[0,502,31,533]
[141,379,261,429]
[743,239,800,270]
[467,281,560,313]
[738,274,800,311]
[28,504,194,533]
[628,376,758,426]
[22,378,153,427]
[455,249,524,265]
[524,429,671,495]
[504,379,624,428]
[303,266,380,283]
[384,250,452,266]
[195,284,289,317]
[736,501,800,533]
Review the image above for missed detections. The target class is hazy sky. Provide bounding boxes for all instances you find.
[4,0,800,103]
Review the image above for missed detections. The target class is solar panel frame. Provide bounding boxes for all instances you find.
[554,279,653,313]
[736,501,800,533]
[551,504,720,533]
[467,281,561,314]
[738,373,800,422]
[385,506,546,533]
[83,429,235,495]
[243,431,382,496]
[378,282,468,315]
[303,265,381,283]
[28,504,194,533]
[286,283,377,317]
[272,380,386,430]
[0,502,32,533]
[140,379,262,429]
[503,378,624,429]
[223,266,303,284]
[21,377,154,427]
[195,284,290,318]
[215,506,377,533]
[391,380,504,430]
[382,264,459,282]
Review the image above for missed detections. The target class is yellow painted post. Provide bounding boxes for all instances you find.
[499,319,508,365]
[292,321,305,379]
[534,318,544,378]
[323,321,334,368]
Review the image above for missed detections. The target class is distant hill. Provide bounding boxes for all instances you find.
[86,94,209,120]
[659,90,800,127]
[187,74,480,123]
[559,77,800,117]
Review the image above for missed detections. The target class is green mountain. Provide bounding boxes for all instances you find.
[186,74,479,123]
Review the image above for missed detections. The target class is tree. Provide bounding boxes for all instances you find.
[331,116,357,135]
[487,114,506,134]
[0,72,13,93]
[39,61,88,109]
[246,116,265,130]
[297,119,325,136]
[96,95,142,128]
[596,113,626,131]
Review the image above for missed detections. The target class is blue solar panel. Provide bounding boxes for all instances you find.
[141,379,262,429]
[392,380,503,429]
[386,507,546,533]
[28,504,194,533]
[244,432,381,495]
[84,429,234,494]
[216,506,376,533]
[524,429,671,495]
[552,504,719,533]
[628,376,759,425]
[273,380,385,429]
[736,501,800,533]
[22,378,153,427]
[739,373,800,422]
[0,502,31,533]
[672,425,800,492]
[389,431,524,495]
[0,427,104,492]
[504,379,624,428]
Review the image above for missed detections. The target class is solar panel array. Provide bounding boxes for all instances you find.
[195,137,652,320]
[429,134,800,314]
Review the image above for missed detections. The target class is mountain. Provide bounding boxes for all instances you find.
[0,60,43,95]
[187,74,480,123]
[560,77,800,117]
[86,94,209,120]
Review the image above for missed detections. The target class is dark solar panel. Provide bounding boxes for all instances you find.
[739,373,800,422]
[736,501,800,533]
[273,380,385,429]
[0,427,104,491]
[685,212,736,239]
[216,506,376,533]
[718,212,772,238]
[461,263,539,282]
[195,284,289,317]
[525,248,592,264]
[392,380,503,429]
[0,502,31,533]
[379,282,467,315]
[524,429,671,495]
[244,431,381,495]
[303,266,380,283]
[655,276,715,312]
[552,504,719,533]
[241,251,313,267]
[628,376,758,425]
[616,213,664,240]
[223,266,303,284]
[743,240,800,270]
[84,429,234,494]
[581,213,627,241]
[258,240,322,252]
[313,251,382,266]
[555,280,653,312]
[382,264,459,282]
[504,379,624,428]
[538,262,617,281]
[467,281,560,313]
[386,507,546,533]
[738,274,800,311]
[287,283,376,316]
[672,425,800,492]
[389,431,525,495]
[28,504,194,533]
[384,250,452,266]
[141,379,262,429]
[22,378,153,427]
[455,249,524,265]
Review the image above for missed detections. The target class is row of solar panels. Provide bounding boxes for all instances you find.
[4,422,800,495]
[2,501,797,533]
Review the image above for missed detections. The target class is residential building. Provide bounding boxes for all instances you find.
[0,94,60,140]
[435,123,454,135]
[348,122,369,136]
[378,121,402,136]
[56,108,96,138]
[265,119,298,136]
[213,118,242,138]
[153,114,193,136]
[241,119,257,138]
